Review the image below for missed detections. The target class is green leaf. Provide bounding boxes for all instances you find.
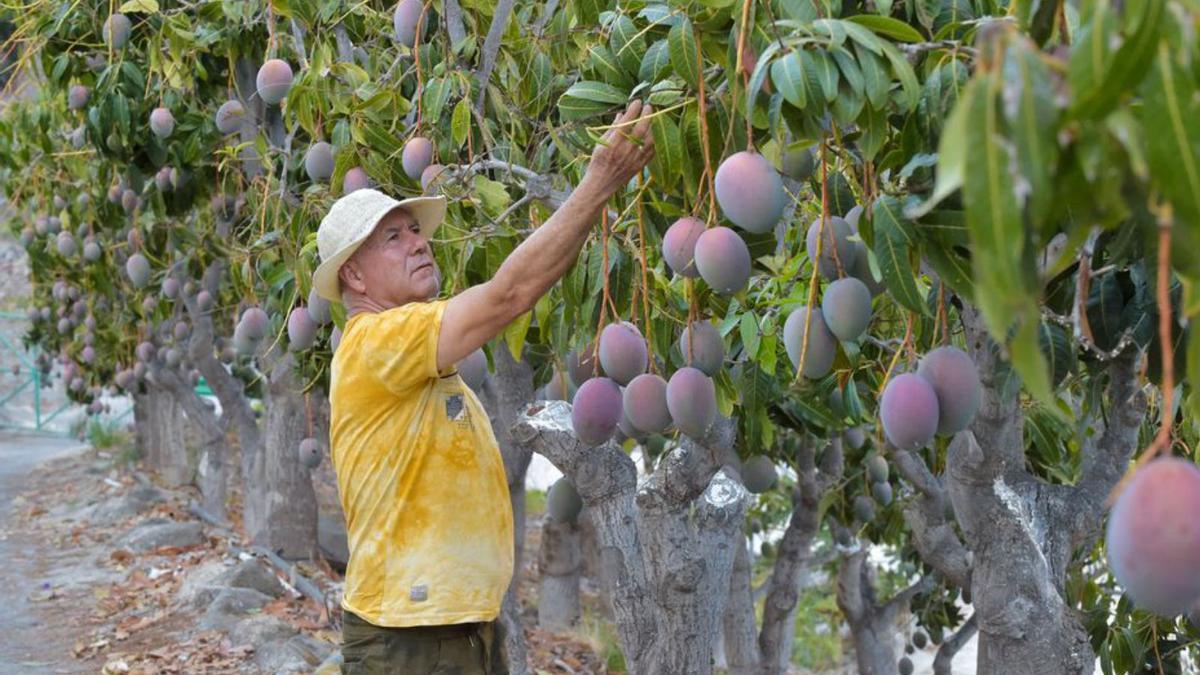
[451,97,471,149]
[810,19,847,47]
[806,49,839,103]
[421,77,452,124]
[841,19,887,55]
[1066,2,1117,117]
[639,40,672,82]
[504,311,533,362]
[1188,325,1200,421]
[872,195,928,315]
[649,112,683,187]
[119,0,158,12]
[914,0,939,31]
[831,77,865,123]
[856,44,890,110]
[562,80,629,105]
[473,175,511,216]
[610,14,645,75]
[846,14,925,42]
[588,45,633,90]
[746,41,782,116]
[558,95,612,121]
[857,103,887,160]
[1003,39,1058,228]
[831,47,864,95]
[906,78,970,218]
[1069,0,1164,120]
[668,17,702,90]
[921,241,974,299]
[879,41,920,111]
[574,0,603,25]
[1142,43,1200,268]
[739,312,761,363]
[961,73,1053,405]
[771,50,807,110]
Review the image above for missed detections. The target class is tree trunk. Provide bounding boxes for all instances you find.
[479,347,535,675]
[837,550,933,675]
[537,517,581,630]
[133,388,190,486]
[196,424,228,520]
[514,402,748,674]
[946,306,1144,675]
[722,539,760,674]
[933,615,977,675]
[758,441,843,674]
[149,365,229,521]
[252,352,319,560]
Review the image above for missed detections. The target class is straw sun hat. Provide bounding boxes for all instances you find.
[312,189,447,302]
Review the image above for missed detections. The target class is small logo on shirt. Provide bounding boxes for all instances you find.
[445,394,467,423]
[410,584,428,602]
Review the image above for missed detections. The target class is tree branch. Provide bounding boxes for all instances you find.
[882,574,936,623]
[933,615,978,675]
[759,438,843,673]
[443,0,467,48]
[511,402,657,667]
[636,415,738,509]
[532,0,559,35]
[1069,350,1146,543]
[179,262,260,454]
[474,0,516,116]
[889,444,972,589]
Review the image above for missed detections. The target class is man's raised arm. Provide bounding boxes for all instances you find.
[436,101,655,372]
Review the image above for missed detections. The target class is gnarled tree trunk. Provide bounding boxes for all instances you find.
[149,365,229,520]
[255,353,319,559]
[514,402,748,674]
[133,386,190,486]
[537,516,581,630]
[836,549,933,675]
[719,439,844,675]
[946,306,1144,675]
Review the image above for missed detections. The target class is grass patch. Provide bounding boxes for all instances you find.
[526,488,547,517]
[86,417,137,467]
[575,604,626,672]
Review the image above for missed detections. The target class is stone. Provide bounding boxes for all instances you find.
[178,559,284,609]
[228,614,297,647]
[116,519,204,552]
[197,587,274,632]
[88,485,167,526]
[256,633,336,673]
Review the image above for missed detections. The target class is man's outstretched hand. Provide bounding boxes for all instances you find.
[582,100,656,198]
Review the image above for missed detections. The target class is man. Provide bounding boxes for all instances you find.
[311,100,655,674]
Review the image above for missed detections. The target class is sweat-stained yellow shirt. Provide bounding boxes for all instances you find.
[329,299,514,627]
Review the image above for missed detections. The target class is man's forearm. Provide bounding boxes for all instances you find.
[492,174,611,309]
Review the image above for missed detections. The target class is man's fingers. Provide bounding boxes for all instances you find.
[624,99,643,123]
[632,104,654,141]
[600,100,643,146]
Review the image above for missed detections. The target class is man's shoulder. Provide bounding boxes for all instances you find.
[347,299,447,328]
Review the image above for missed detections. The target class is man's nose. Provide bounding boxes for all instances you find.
[409,234,428,255]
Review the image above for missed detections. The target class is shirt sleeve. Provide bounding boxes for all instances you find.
[357,300,448,395]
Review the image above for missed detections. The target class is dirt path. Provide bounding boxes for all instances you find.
[0,431,93,673]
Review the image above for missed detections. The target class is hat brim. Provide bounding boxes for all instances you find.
[313,195,447,303]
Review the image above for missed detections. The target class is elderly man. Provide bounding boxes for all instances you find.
[311,100,655,674]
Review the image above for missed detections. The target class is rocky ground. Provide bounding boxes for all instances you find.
[0,436,612,674]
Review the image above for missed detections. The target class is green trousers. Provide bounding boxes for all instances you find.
[340,610,510,675]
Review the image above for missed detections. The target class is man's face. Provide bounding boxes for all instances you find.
[339,207,441,307]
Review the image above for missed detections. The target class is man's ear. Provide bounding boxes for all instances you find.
[338,259,367,295]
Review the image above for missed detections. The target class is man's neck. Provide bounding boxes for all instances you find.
[342,294,393,320]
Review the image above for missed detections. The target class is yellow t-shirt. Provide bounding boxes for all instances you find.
[329,300,514,627]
